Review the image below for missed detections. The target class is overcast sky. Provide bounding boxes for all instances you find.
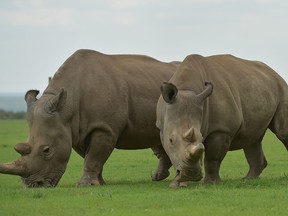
[0,0,287,93]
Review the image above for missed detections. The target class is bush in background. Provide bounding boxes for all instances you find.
[0,109,26,119]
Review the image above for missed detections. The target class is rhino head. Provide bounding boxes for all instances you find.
[0,88,72,188]
[156,82,213,183]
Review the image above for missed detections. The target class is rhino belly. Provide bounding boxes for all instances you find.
[115,129,160,150]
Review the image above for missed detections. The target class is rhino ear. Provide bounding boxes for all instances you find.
[44,88,67,114]
[161,82,178,104]
[197,82,213,102]
[25,90,40,106]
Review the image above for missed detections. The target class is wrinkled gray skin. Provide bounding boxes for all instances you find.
[0,49,179,188]
[156,54,288,188]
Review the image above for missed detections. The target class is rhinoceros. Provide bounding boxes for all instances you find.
[156,54,288,187]
[0,49,179,187]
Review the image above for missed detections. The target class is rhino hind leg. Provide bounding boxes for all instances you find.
[77,131,115,187]
[243,142,267,179]
[151,145,172,181]
[269,101,288,151]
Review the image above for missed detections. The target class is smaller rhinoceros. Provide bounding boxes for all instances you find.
[156,54,288,187]
[0,49,179,187]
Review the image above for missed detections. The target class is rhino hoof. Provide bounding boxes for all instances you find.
[169,181,179,188]
[77,180,104,187]
[77,175,105,187]
[151,170,170,181]
[169,180,190,188]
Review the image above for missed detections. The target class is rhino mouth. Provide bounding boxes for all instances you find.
[22,176,60,188]
[21,170,64,188]
[176,169,203,182]
[175,161,203,182]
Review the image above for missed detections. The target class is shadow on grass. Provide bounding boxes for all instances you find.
[57,178,172,189]
[195,174,288,190]
[57,174,288,190]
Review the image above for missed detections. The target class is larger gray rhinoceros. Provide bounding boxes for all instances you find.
[156,54,288,187]
[0,49,179,188]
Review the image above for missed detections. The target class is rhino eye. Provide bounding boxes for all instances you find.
[43,146,50,154]
[169,138,173,144]
[41,146,53,160]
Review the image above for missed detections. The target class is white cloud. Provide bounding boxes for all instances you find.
[253,0,279,4]
[0,8,74,26]
[119,15,137,26]
[0,0,287,93]
[109,0,152,8]
[0,0,75,26]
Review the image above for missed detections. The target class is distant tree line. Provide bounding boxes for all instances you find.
[0,109,26,119]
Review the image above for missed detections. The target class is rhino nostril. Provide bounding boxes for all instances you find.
[29,181,44,188]
[36,181,44,187]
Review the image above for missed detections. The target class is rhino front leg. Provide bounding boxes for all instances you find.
[77,131,115,187]
[243,142,267,179]
[203,133,231,183]
[151,145,172,181]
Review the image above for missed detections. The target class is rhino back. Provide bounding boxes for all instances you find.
[46,49,177,152]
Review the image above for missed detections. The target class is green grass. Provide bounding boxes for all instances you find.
[0,120,288,215]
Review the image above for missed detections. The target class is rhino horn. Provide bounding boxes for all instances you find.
[188,143,205,160]
[0,160,26,176]
[197,82,213,102]
[183,127,195,142]
[161,82,178,104]
[14,143,31,156]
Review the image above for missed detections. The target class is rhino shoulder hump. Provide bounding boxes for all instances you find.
[185,54,205,61]
[72,49,105,59]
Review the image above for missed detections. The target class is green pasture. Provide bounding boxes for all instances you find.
[0,120,287,215]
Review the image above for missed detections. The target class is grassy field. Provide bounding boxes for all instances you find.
[0,120,287,215]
